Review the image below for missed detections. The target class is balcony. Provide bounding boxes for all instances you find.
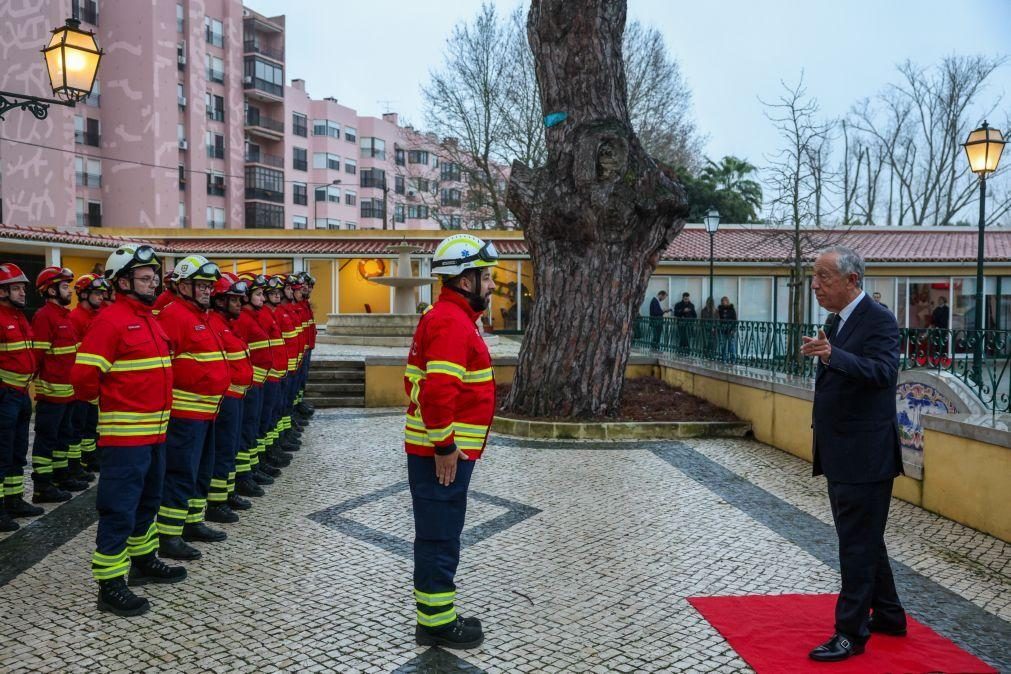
[244,109,284,140]
[360,173,387,190]
[243,76,283,102]
[243,40,284,63]
[361,203,386,219]
[246,202,284,229]
[207,183,226,197]
[245,148,284,168]
[245,187,284,203]
[75,131,100,147]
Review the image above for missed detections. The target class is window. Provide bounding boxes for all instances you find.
[206,206,225,229]
[177,41,185,71]
[292,112,307,137]
[178,164,187,190]
[440,188,462,207]
[206,54,224,83]
[75,157,101,187]
[449,214,462,229]
[206,93,224,121]
[293,182,307,206]
[394,175,405,195]
[344,158,356,174]
[360,137,385,159]
[441,162,462,182]
[74,116,100,146]
[177,82,186,107]
[245,166,283,202]
[394,203,405,223]
[83,79,100,106]
[344,127,356,142]
[204,17,223,47]
[315,185,340,203]
[179,201,186,227]
[176,4,184,33]
[293,147,307,171]
[243,58,283,97]
[206,131,224,159]
[72,0,98,25]
[314,218,339,230]
[293,215,308,230]
[313,119,340,138]
[177,122,186,146]
[408,150,429,165]
[395,148,405,166]
[360,168,386,189]
[344,222,357,230]
[313,152,340,171]
[360,199,385,219]
[246,203,284,229]
[407,205,429,219]
[207,170,226,196]
[410,178,431,193]
[344,190,357,206]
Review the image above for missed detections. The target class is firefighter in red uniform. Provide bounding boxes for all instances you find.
[156,255,230,561]
[68,273,110,474]
[275,275,305,453]
[152,268,176,316]
[265,276,299,461]
[30,266,90,503]
[205,273,253,523]
[0,263,44,530]
[72,244,185,616]
[405,234,499,649]
[232,273,277,497]
[295,272,316,418]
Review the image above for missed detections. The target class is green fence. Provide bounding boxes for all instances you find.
[633,317,1011,413]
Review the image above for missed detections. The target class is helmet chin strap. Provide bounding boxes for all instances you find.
[446,269,487,312]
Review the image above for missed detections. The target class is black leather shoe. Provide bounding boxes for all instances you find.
[227,494,252,510]
[0,511,19,532]
[97,577,150,617]
[809,634,864,662]
[251,469,275,485]
[869,618,907,636]
[182,522,227,543]
[55,477,89,492]
[5,495,45,518]
[204,503,239,524]
[257,462,282,477]
[128,554,187,586]
[416,618,485,650]
[31,483,72,504]
[267,450,292,466]
[67,461,95,483]
[158,535,202,560]
[235,478,265,498]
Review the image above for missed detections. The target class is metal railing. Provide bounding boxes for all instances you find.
[245,149,284,168]
[244,110,284,133]
[243,40,283,61]
[633,316,1011,412]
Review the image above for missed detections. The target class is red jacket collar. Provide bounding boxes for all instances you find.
[116,294,157,315]
[438,287,483,322]
[0,302,26,320]
[41,300,71,317]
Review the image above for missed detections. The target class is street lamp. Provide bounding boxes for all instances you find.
[313,179,341,229]
[0,19,103,121]
[703,208,721,305]
[962,121,1005,383]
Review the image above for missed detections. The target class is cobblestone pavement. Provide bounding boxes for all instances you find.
[1,407,1008,673]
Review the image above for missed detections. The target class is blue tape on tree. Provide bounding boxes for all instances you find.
[544,111,568,128]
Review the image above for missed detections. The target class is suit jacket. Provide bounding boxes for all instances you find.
[812,294,902,483]
[649,297,665,317]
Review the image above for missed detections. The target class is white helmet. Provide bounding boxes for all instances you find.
[105,244,161,280]
[430,234,500,277]
[172,255,221,283]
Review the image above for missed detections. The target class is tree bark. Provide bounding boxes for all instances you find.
[503,0,688,418]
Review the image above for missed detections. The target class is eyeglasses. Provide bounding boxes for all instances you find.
[432,241,500,269]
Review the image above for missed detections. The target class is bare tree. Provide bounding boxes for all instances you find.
[504,0,688,418]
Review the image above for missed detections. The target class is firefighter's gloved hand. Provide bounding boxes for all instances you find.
[434,443,469,486]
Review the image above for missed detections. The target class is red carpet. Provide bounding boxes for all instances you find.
[688,594,996,673]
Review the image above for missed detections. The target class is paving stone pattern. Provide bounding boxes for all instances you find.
[0,406,1007,673]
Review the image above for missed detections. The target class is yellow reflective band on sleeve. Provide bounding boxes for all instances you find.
[268,338,284,347]
[175,351,226,363]
[228,383,249,396]
[405,364,426,380]
[252,366,268,383]
[0,340,32,352]
[225,350,248,361]
[109,356,170,372]
[32,340,52,351]
[247,340,270,351]
[281,330,297,339]
[75,352,113,373]
[453,421,489,436]
[171,389,222,414]
[427,424,454,443]
[0,368,33,387]
[463,367,493,383]
[404,428,435,447]
[50,343,80,355]
[426,360,466,380]
[414,589,456,606]
[36,380,74,398]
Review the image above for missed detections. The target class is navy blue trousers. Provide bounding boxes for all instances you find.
[238,385,263,475]
[93,443,164,577]
[0,387,31,497]
[259,380,281,447]
[69,400,99,467]
[409,454,475,627]
[209,396,243,502]
[31,400,73,480]
[157,417,213,534]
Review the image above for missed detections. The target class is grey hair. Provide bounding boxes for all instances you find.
[818,245,864,288]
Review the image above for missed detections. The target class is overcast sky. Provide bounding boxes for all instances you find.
[246,0,1011,167]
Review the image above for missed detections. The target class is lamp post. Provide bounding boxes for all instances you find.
[313,179,341,229]
[0,19,103,121]
[962,120,1005,383]
[703,208,721,305]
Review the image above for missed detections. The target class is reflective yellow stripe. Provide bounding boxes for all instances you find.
[281,330,297,339]
[247,340,270,350]
[109,356,170,372]
[463,367,493,383]
[416,607,457,627]
[172,389,221,403]
[97,423,169,436]
[454,421,489,436]
[0,368,33,387]
[0,340,32,352]
[405,364,425,379]
[228,383,249,395]
[268,339,284,347]
[36,380,74,397]
[99,410,170,423]
[75,352,113,372]
[175,352,226,362]
[32,340,52,350]
[427,424,454,443]
[426,360,466,380]
[404,428,434,447]
[50,343,80,355]
[414,589,455,606]
[225,350,248,361]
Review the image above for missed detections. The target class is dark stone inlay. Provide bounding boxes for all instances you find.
[307,483,541,560]
[315,409,404,421]
[0,485,98,588]
[392,647,487,673]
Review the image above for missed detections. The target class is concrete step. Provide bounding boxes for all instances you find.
[306,382,365,395]
[311,360,365,369]
[308,368,366,381]
[305,395,366,408]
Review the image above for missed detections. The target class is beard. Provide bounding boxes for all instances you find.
[57,295,72,306]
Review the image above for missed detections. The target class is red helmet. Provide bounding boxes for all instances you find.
[283,273,304,290]
[212,272,249,298]
[74,273,110,296]
[0,263,30,286]
[36,266,75,292]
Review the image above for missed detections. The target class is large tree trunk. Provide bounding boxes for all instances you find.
[503,0,688,418]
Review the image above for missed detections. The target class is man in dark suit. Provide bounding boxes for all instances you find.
[801,246,905,663]
[648,290,668,349]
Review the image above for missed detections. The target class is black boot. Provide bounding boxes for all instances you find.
[67,459,95,483]
[296,401,315,417]
[205,503,239,524]
[0,510,19,532]
[227,493,251,510]
[158,535,202,560]
[31,480,72,504]
[266,450,292,467]
[53,470,89,492]
[251,469,275,485]
[5,495,44,518]
[128,553,187,586]
[235,478,265,498]
[256,462,281,478]
[182,522,227,543]
[97,577,150,617]
[415,618,485,649]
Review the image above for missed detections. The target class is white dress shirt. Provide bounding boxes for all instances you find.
[834,290,866,340]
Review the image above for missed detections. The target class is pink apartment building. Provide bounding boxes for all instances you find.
[0,0,492,231]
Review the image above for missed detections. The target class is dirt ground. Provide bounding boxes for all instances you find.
[496,377,741,422]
